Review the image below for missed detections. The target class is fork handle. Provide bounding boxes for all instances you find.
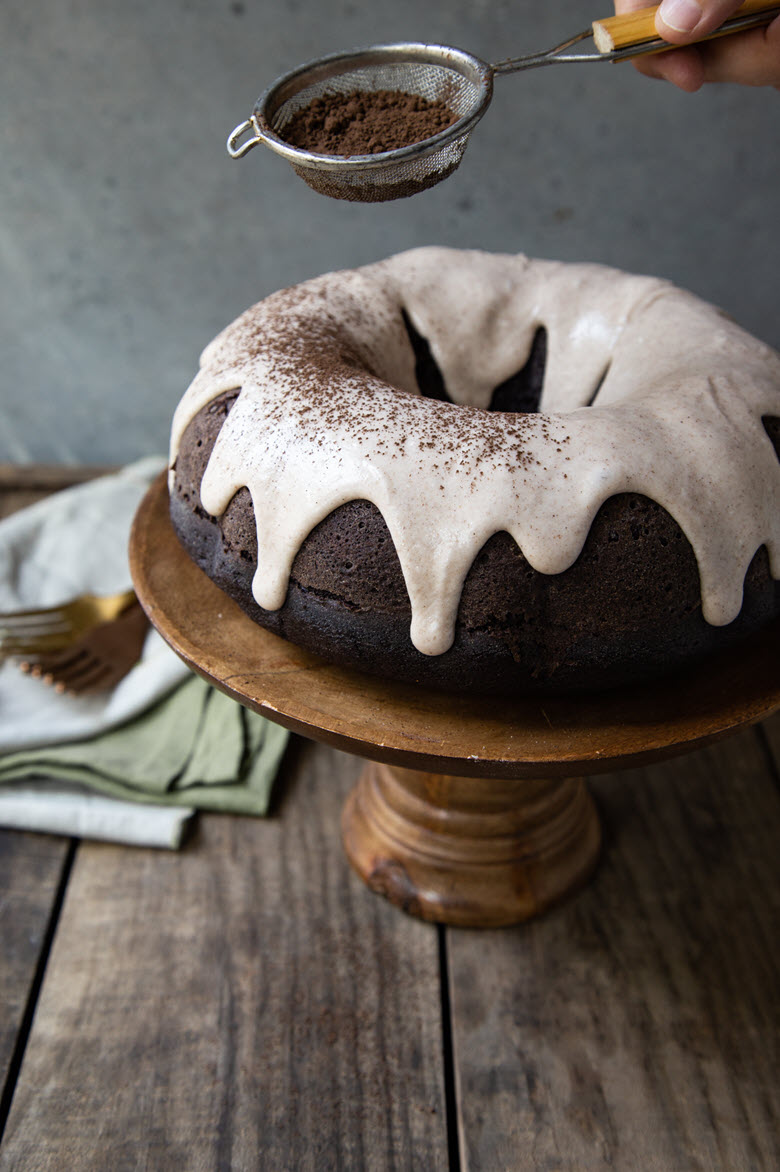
[592,0,780,53]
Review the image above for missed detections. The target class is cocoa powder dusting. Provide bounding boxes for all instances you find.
[282,88,457,155]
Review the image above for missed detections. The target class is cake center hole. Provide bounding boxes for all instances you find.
[401,311,548,413]
[488,328,547,414]
[763,415,780,463]
[401,309,451,403]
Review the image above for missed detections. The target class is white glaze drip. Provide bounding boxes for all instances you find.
[169,248,780,656]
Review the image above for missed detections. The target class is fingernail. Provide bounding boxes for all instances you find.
[658,0,702,33]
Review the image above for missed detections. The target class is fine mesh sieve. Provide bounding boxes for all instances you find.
[229,44,493,202]
[227,3,780,202]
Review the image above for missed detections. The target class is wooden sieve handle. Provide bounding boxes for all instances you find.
[592,0,780,53]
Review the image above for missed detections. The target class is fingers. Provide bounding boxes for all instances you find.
[631,44,707,89]
[694,19,780,85]
[613,2,780,90]
[654,0,743,43]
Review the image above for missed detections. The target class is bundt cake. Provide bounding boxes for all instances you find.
[168,247,780,694]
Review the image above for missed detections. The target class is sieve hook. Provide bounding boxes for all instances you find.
[227,116,263,159]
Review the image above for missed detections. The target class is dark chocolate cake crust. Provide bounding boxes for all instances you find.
[170,390,780,696]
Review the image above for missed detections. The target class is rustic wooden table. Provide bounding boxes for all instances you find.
[0,467,778,1171]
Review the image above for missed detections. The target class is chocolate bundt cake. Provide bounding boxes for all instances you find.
[169,248,780,695]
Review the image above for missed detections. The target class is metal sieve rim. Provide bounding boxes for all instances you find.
[244,42,493,173]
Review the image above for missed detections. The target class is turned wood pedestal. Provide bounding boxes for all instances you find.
[342,765,600,926]
[130,474,780,927]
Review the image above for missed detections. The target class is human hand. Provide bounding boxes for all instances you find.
[614,0,780,90]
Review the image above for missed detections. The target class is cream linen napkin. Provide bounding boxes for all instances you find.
[0,459,288,847]
[0,458,188,754]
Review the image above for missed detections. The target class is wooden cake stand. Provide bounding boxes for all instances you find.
[130,474,780,927]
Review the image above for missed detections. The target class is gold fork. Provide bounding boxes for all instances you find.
[0,588,138,657]
[17,600,149,694]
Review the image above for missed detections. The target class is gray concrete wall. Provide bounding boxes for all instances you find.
[2,0,778,465]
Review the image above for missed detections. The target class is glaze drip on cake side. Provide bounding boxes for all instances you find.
[169,247,780,657]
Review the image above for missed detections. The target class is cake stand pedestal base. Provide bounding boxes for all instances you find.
[342,763,600,926]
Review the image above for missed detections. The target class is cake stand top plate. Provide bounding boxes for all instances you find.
[130,473,780,780]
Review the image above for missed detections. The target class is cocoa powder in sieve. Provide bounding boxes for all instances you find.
[281,88,457,156]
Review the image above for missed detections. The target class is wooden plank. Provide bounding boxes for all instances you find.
[0,833,72,1118]
[759,710,780,777]
[0,742,449,1171]
[0,464,116,494]
[0,472,83,1127]
[447,724,780,1171]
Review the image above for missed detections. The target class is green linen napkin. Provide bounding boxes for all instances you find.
[0,674,289,816]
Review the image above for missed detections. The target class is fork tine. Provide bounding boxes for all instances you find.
[53,658,115,694]
[26,657,114,695]
[29,645,87,674]
[0,611,73,632]
[18,652,89,683]
[0,606,70,624]
[76,665,118,692]
[2,633,78,655]
[0,618,71,633]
